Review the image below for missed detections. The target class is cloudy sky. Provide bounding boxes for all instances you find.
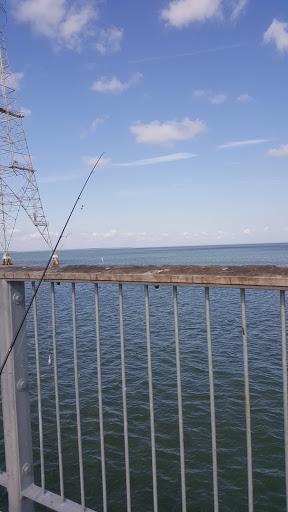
[3,0,288,250]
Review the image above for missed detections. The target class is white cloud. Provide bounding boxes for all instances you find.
[13,0,98,50]
[237,93,253,103]
[194,89,227,104]
[160,0,249,28]
[195,90,253,105]
[29,232,42,239]
[92,229,118,239]
[7,228,21,234]
[136,232,147,240]
[231,0,248,21]
[90,73,143,94]
[218,139,268,149]
[264,19,288,53]
[38,173,81,184]
[216,229,225,239]
[267,144,288,157]
[83,156,112,167]
[210,94,227,104]
[87,229,211,245]
[264,226,269,232]
[95,27,123,55]
[91,116,107,131]
[131,44,244,64]
[21,107,32,116]
[10,72,24,90]
[130,117,206,146]
[115,152,197,167]
[161,0,221,28]
[194,89,210,97]
[80,130,88,139]
[82,152,197,169]
[103,229,117,238]
[80,116,108,139]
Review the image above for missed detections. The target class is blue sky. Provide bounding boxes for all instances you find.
[3,0,288,250]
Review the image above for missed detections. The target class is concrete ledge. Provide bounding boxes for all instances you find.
[1,264,288,288]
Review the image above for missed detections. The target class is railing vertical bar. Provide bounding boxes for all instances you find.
[173,285,187,512]
[51,282,64,502]
[119,284,131,512]
[240,288,253,512]
[72,283,85,511]
[32,281,45,494]
[205,287,219,512]
[280,290,288,511]
[144,285,158,512]
[94,284,107,512]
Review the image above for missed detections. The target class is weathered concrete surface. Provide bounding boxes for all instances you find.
[1,265,288,288]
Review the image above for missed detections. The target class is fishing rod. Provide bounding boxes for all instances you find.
[0,152,105,377]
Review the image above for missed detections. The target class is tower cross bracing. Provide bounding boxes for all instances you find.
[0,27,57,264]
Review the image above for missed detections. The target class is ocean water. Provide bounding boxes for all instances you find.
[1,243,288,511]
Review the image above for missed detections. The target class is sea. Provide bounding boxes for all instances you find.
[1,243,288,512]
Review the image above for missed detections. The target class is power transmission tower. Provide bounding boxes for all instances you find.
[0,26,58,265]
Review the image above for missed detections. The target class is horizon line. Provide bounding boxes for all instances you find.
[9,241,288,253]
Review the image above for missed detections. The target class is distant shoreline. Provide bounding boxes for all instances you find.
[10,241,288,254]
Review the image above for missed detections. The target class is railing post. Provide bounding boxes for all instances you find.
[0,280,34,512]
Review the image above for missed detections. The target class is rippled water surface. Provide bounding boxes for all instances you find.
[1,243,288,511]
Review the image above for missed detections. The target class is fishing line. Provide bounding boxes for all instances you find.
[0,152,105,377]
[47,319,51,366]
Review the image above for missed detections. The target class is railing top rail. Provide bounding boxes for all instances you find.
[1,264,288,288]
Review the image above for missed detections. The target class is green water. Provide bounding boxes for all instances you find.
[1,243,288,511]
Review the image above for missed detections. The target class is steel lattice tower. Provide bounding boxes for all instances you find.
[0,27,58,264]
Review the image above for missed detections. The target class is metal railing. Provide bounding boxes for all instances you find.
[0,264,288,511]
